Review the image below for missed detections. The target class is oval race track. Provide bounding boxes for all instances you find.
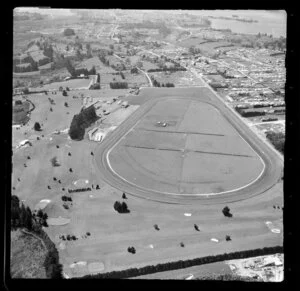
[93,87,283,205]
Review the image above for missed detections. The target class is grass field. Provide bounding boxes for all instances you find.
[12,86,283,278]
[109,98,263,195]
[10,229,47,278]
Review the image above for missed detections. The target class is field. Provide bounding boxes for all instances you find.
[10,229,48,278]
[37,77,93,91]
[12,86,283,278]
[149,71,206,87]
[108,98,264,195]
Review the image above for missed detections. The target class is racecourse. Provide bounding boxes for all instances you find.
[94,87,283,204]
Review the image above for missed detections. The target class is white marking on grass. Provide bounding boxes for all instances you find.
[106,97,266,197]
[185,274,194,280]
[149,244,154,249]
[89,195,93,198]
[271,229,281,234]
[184,213,192,217]
[211,238,219,243]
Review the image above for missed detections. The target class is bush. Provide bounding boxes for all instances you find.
[50,157,60,167]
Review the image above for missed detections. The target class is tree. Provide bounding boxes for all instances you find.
[222,206,233,218]
[194,224,200,231]
[154,224,160,231]
[34,122,42,131]
[64,102,68,107]
[226,235,231,241]
[122,193,127,199]
[62,90,68,96]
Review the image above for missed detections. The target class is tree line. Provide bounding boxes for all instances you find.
[68,187,92,193]
[110,82,128,89]
[80,246,283,279]
[147,67,186,73]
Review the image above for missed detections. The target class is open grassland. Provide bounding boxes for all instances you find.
[108,98,263,195]
[10,229,47,278]
[12,87,283,278]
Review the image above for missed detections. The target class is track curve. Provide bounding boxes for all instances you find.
[94,88,283,205]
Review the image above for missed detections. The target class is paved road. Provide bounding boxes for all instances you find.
[94,87,283,205]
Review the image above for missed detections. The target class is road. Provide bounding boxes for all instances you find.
[94,87,283,205]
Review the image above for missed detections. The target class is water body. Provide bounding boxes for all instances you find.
[194,10,287,38]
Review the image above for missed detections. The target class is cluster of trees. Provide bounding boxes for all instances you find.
[110,82,128,89]
[66,60,96,78]
[151,76,175,88]
[130,67,139,74]
[113,201,130,213]
[265,131,285,154]
[189,46,203,55]
[82,246,283,279]
[127,247,136,254]
[229,34,286,51]
[61,195,72,202]
[11,195,48,232]
[38,228,63,278]
[13,57,39,73]
[69,105,98,140]
[60,234,77,241]
[63,28,75,36]
[235,107,265,117]
[68,187,92,193]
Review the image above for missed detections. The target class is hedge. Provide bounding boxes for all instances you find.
[78,246,283,279]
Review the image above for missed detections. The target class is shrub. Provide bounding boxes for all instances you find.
[50,157,60,167]
[226,235,231,241]
[62,90,68,96]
